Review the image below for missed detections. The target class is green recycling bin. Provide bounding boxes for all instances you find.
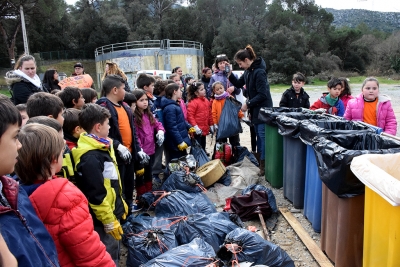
[265,124,283,187]
[259,107,303,188]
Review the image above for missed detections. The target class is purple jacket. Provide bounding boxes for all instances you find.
[344,93,397,135]
[207,70,241,97]
[134,113,165,155]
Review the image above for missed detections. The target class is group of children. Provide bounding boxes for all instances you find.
[279,73,397,135]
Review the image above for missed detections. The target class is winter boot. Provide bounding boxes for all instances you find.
[258,159,265,176]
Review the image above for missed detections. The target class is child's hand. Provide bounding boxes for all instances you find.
[135,168,145,176]
[188,127,196,134]
[227,86,235,94]
[138,149,150,165]
[117,144,132,164]
[178,142,188,151]
[156,130,164,146]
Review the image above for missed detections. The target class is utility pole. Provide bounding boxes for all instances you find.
[20,5,29,55]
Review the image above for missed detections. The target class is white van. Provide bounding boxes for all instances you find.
[136,70,172,80]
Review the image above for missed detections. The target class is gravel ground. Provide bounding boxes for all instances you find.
[119,83,400,266]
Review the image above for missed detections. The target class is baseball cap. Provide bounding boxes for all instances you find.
[74,62,83,68]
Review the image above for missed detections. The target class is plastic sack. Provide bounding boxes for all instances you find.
[190,138,210,167]
[313,132,400,197]
[233,146,259,167]
[350,153,400,206]
[217,97,243,140]
[242,184,278,213]
[169,212,239,252]
[126,228,178,267]
[275,114,328,138]
[168,154,198,173]
[161,171,205,193]
[123,213,154,238]
[154,190,217,217]
[141,238,216,267]
[258,107,303,126]
[218,170,232,186]
[299,119,372,146]
[230,190,273,221]
[217,228,295,267]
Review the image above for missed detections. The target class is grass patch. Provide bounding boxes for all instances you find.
[0,89,11,97]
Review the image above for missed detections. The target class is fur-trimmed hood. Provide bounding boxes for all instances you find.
[5,70,41,88]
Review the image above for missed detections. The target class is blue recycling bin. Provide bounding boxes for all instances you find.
[303,144,322,232]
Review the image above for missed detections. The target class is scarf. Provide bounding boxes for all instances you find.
[14,69,42,88]
[86,133,110,149]
[325,94,338,107]
[214,91,229,100]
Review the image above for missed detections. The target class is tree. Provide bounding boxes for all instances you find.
[0,0,38,63]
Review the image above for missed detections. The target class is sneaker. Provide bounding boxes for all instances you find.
[131,203,142,213]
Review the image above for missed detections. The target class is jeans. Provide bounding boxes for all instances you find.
[254,123,265,160]
[94,225,120,266]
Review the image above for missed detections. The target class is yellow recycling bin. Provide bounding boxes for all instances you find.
[351,153,400,267]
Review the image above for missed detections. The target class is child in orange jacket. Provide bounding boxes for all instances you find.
[211,81,244,146]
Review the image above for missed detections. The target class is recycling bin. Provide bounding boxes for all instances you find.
[298,119,372,233]
[258,107,302,188]
[351,153,400,267]
[313,133,400,267]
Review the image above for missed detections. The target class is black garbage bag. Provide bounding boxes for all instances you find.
[126,228,178,267]
[276,114,330,138]
[230,190,273,221]
[154,190,217,217]
[217,169,232,186]
[313,132,400,197]
[169,213,239,252]
[190,138,210,167]
[122,213,154,240]
[141,238,217,267]
[217,97,243,140]
[242,184,278,213]
[299,119,372,146]
[161,171,205,193]
[139,192,156,209]
[233,146,259,167]
[258,107,303,126]
[217,228,294,267]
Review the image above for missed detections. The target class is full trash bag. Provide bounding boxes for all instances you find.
[217,97,243,140]
[230,190,273,221]
[169,212,239,252]
[299,119,372,146]
[125,228,178,267]
[217,170,232,186]
[168,154,198,173]
[217,228,294,267]
[276,114,330,138]
[258,107,303,126]
[161,171,205,193]
[141,238,217,267]
[122,213,172,241]
[233,146,259,167]
[190,138,210,167]
[313,132,400,197]
[154,190,217,217]
[242,184,278,213]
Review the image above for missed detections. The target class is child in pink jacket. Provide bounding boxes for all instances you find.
[132,89,165,198]
[344,77,397,135]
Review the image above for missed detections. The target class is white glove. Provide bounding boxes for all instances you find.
[117,144,132,164]
[214,124,218,131]
[194,125,202,135]
[209,125,215,135]
[138,149,150,165]
[156,130,164,146]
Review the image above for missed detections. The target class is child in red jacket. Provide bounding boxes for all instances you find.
[187,82,214,150]
[16,123,115,267]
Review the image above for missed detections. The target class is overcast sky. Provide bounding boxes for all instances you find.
[64,0,400,13]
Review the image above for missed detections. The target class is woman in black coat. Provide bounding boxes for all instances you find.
[228,45,273,176]
[42,69,61,93]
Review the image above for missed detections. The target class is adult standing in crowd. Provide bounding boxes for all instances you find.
[201,67,212,98]
[42,69,61,93]
[208,54,241,98]
[71,62,95,89]
[6,54,44,105]
[228,45,273,176]
[102,62,131,92]
[172,66,185,90]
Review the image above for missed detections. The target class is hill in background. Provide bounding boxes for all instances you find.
[326,8,400,32]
